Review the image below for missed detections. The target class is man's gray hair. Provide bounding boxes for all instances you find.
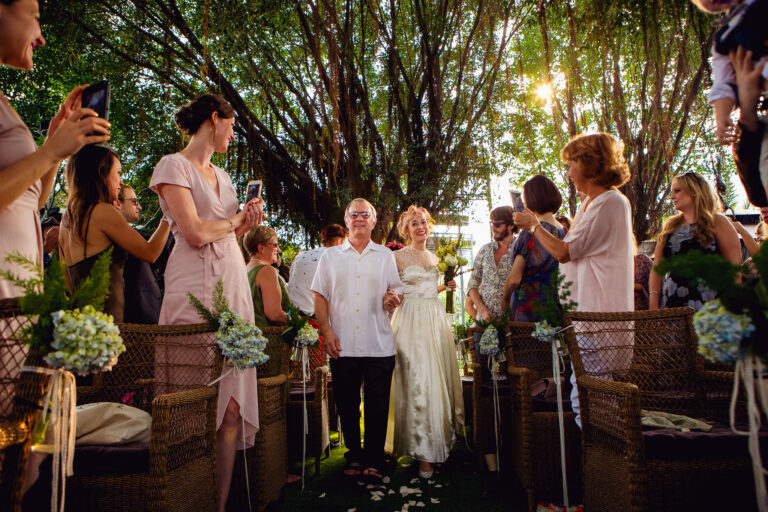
[344,198,377,220]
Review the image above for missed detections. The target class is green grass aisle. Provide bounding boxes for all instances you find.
[280,429,528,511]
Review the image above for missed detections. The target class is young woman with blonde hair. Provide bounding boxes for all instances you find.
[387,205,464,479]
[649,172,741,311]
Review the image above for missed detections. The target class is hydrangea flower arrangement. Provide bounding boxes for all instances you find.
[478,325,502,356]
[46,305,125,374]
[693,299,755,364]
[294,322,320,348]
[656,244,768,361]
[189,279,269,370]
[532,320,560,342]
[216,310,269,370]
[281,304,320,348]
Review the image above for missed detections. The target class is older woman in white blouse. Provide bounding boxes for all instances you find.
[513,132,634,425]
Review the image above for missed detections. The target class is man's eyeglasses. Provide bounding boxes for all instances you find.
[267,241,279,248]
[489,221,507,228]
[124,198,139,206]
[349,211,372,219]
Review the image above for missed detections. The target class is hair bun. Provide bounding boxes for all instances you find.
[174,105,195,135]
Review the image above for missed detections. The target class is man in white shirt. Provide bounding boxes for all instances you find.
[287,224,347,315]
[312,198,403,480]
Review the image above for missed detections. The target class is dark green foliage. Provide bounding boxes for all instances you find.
[280,304,312,346]
[0,249,113,351]
[656,247,768,356]
[187,278,230,330]
[529,269,578,327]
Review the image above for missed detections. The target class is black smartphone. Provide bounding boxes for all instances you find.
[81,80,111,121]
[245,180,262,204]
[510,190,525,212]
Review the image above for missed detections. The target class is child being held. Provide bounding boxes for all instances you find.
[692,0,768,144]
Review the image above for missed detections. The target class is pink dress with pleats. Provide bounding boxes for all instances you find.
[0,95,42,299]
[150,153,259,448]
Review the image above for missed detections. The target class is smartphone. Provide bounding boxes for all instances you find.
[81,80,111,121]
[245,180,262,204]
[510,189,525,213]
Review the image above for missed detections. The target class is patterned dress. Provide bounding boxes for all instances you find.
[661,223,718,311]
[510,222,565,321]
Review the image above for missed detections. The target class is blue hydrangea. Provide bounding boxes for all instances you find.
[533,320,559,342]
[216,310,270,370]
[478,326,500,356]
[295,323,319,348]
[46,305,125,375]
[693,299,755,364]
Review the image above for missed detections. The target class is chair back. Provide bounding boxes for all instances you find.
[563,307,702,415]
[467,325,508,381]
[0,299,35,420]
[290,346,327,384]
[83,322,222,412]
[505,321,563,381]
[259,326,291,377]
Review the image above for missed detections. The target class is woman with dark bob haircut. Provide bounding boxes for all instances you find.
[150,94,264,512]
[513,133,634,426]
[501,175,566,321]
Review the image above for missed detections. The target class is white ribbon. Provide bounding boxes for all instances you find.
[300,346,309,490]
[488,353,502,477]
[208,363,253,512]
[730,355,768,512]
[22,366,77,512]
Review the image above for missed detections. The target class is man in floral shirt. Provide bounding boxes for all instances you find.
[467,206,517,320]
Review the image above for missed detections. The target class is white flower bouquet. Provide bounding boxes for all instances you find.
[46,306,125,374]
[294,322,319,348]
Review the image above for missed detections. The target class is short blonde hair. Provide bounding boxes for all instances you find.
[344,198,377,220]
[397,205,434,242]
[561,133,630,188]
[242,225,277,256]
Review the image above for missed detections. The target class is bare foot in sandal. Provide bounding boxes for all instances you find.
[362,467,384,483]
[343,462,362,477]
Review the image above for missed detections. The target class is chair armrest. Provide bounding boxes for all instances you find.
[258,373,287,388]
[0,418,29,452]
[577,375,643,459]
[313,366,329,401]
[149,386,219,478]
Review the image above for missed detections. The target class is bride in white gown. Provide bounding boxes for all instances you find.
[389,205,464,479]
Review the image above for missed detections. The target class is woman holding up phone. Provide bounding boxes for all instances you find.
[0,0,111,299]
[150,94,264,512]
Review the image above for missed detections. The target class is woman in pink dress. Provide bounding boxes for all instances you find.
[513,132,634,426]
[0,0,110,300]
[150,94,264,512]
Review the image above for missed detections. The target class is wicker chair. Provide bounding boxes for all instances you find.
[467,326,511,470]
[227,326,290,512]
[0,299,51,512]
[287,346,329,477]
[504,321,582,511]
[62,322,223,512]
[563,307,755,512]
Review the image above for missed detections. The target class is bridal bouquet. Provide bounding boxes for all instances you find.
[188,279,269,370]
[435,239,469,314]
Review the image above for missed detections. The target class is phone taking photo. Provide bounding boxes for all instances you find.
[510,190,525,213]
[245,180,262,204]
[81,80,111,121]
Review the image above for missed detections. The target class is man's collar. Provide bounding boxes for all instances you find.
[341,238,379,255]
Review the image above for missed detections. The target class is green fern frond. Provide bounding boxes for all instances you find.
[187,290,219,330]
[211,279,230,316]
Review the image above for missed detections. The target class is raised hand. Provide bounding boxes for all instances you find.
[42,107,110,161]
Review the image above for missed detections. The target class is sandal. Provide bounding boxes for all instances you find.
[343,462,362,477]
[362,467,384,483]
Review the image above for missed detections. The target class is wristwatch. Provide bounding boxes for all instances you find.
[529,224,537,234]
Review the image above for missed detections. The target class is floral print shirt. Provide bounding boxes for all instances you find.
[661,224,718,311]
[287,246,327,315]
[467,240,514,318]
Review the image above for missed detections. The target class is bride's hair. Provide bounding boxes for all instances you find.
[397,205,435,243]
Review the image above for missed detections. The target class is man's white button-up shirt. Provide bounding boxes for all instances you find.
[311,239,404,357]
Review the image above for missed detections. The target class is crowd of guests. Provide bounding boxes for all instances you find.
[2,0,768,506]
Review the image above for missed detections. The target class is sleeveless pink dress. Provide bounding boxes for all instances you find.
[150,154,259,448]
[0,95,42,299]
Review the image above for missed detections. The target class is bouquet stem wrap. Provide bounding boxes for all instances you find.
[444,267,456,314]
[23,366,76,512]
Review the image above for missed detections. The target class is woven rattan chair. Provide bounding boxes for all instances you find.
[287,346,329,477]
[63,322,223,512]
[563,307,755,512]
[227,326,290,511]
[467,326,511,470]
[504,321,582,512]
[0,299,51,512]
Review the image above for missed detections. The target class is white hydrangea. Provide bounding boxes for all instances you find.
[45,306,125,375]
[295,322,319,348]
[216,310,270,370]
[532,320,559,342]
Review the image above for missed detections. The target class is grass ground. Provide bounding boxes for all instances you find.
[278,428,528,512]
